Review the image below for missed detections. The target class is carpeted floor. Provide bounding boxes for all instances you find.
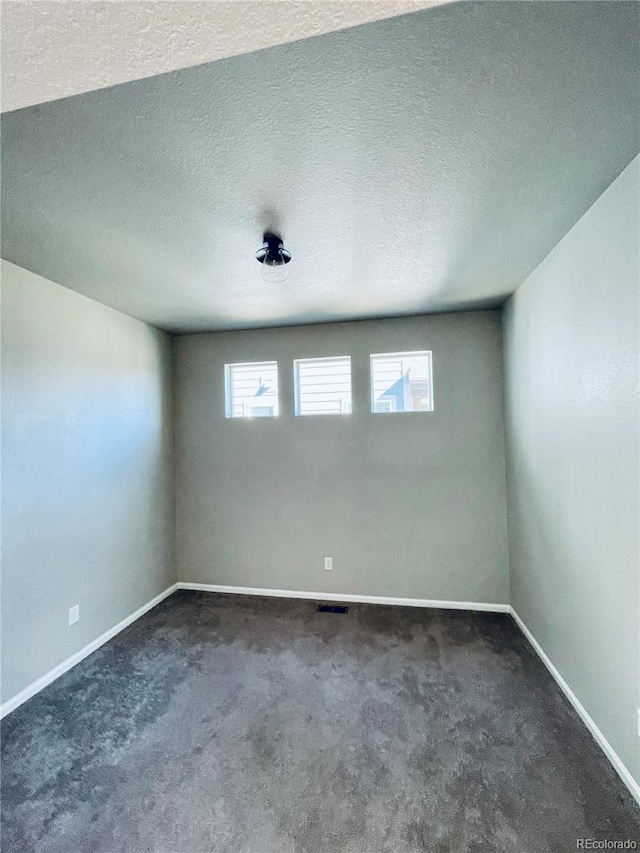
[2,591,639,853]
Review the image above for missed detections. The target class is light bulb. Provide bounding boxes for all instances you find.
[261,252,287,283]
[256,233,291,282]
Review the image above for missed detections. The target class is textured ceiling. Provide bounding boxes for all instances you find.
[2,2,639,333]
[1,0,449,113]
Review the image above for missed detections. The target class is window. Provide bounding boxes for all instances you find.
[294,356,352,416]
[370,351,433,413]
[225,361,279,418]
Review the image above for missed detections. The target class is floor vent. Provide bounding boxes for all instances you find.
[317,604,349,614]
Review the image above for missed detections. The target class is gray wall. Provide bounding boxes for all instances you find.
[503,156,640,784]
[175,312,509,603]
[1,261,175,704]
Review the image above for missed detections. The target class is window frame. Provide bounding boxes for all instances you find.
[293,355,353,417]
[370,350,434,414]
[224,360,280,419]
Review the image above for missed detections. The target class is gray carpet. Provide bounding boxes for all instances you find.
[2,591,639,853]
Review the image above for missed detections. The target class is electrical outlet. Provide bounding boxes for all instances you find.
[68,605,80,626]
[324,556,333,571]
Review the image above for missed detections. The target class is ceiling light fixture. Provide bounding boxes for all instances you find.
[255,231,292,283]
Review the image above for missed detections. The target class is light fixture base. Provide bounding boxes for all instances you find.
[255,232,292,266]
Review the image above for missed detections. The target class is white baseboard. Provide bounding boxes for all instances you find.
[510,607,640,807]
[177,582,511,613]
[0,583,179,720]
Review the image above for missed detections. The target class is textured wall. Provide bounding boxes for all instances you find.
[175,312,510,603]
[1,0,446,112]
[1,261,176,704]
[504,156,640,784]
